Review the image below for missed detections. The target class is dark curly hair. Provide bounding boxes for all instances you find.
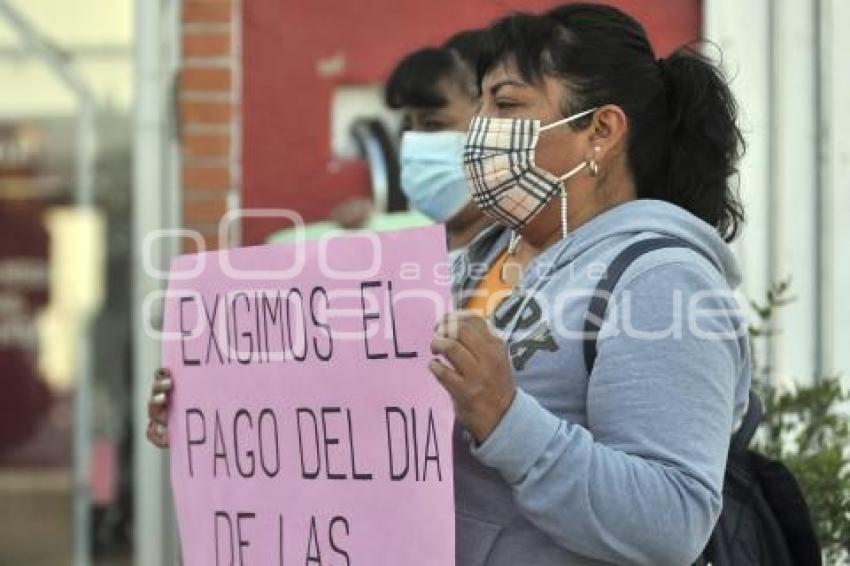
[477,4,745,241]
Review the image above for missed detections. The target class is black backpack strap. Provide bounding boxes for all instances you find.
[730,390,763,454]
[582,237,718,375]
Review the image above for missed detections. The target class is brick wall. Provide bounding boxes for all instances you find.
[179,0,240,251]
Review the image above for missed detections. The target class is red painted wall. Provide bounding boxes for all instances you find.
[242,0,702,244]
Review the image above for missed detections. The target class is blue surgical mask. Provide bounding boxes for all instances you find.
[400,130,470,222]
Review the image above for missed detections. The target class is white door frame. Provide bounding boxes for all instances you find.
[132,0,182,564]
[704,0,850,387]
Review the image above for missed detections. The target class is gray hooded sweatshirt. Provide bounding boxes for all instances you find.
[451,199,751,566]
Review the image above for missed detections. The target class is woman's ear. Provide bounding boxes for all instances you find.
[587,104,628,161]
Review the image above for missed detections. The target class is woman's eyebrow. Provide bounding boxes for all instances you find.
[488,79,526,96]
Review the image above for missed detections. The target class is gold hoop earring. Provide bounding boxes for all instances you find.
[588,159,599,177]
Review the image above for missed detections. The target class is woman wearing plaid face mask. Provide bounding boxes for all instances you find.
[429,4,751,565]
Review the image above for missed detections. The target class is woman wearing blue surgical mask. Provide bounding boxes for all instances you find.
[386,31,492,251]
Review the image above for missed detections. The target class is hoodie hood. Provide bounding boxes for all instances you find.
[530,199,742,289]
[454,198,745,311]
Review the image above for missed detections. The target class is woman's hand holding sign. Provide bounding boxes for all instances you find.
[147,368,173,448]
[429,311,517,444]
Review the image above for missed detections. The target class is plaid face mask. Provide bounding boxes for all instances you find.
[463,107,597,231]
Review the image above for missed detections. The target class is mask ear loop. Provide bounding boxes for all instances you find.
[511,108,599,252]
[511,158,590,251]
[543,108,597,240]
[539,107,599,132]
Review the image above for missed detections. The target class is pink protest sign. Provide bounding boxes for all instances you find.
[161,225,455,565]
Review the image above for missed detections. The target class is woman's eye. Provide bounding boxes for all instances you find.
[495,100,520,110]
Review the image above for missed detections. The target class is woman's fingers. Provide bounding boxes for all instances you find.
[147,368,173,448]
[428,358,466,400]
[153,368,173,391]
[148,367,173,426]
[148,394,168,426]
[152,376,172,394]
[430,336,477,376]
[435,311,493,353]
[146,420,169,448]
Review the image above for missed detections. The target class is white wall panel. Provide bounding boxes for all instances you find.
[823,0,850,383]
[772,0,819,385]
[705,0,848,387]
[704,0,773,376]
